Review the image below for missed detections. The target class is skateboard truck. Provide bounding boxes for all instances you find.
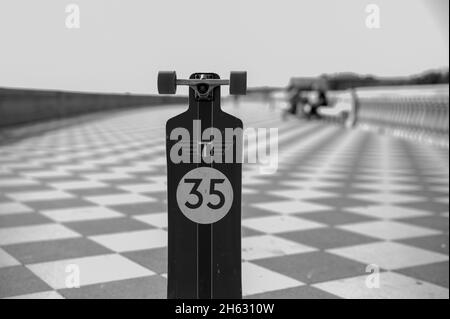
[158,71,247,100]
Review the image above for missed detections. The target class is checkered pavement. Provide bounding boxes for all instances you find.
[0,102,448,299]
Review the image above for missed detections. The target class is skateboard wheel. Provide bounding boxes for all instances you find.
[158,71,177,94]
[229,71,247,95]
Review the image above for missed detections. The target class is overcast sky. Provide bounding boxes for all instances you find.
[0,0,448,94]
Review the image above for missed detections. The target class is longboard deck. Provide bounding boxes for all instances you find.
[166,77,242,299]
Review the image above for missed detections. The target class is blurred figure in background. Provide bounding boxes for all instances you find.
[288,88,302,115]
[308,89,328,119]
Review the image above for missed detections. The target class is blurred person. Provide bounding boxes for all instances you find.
[307,89,328,119]
[288,88,302,115]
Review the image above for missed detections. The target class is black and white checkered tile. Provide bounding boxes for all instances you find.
[0,102,448,299]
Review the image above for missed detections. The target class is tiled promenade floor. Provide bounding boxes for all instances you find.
[0,102,448,298]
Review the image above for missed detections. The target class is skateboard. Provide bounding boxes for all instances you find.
[158,71,247,299]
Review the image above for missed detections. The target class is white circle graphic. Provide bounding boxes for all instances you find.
[176,167,233,224]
